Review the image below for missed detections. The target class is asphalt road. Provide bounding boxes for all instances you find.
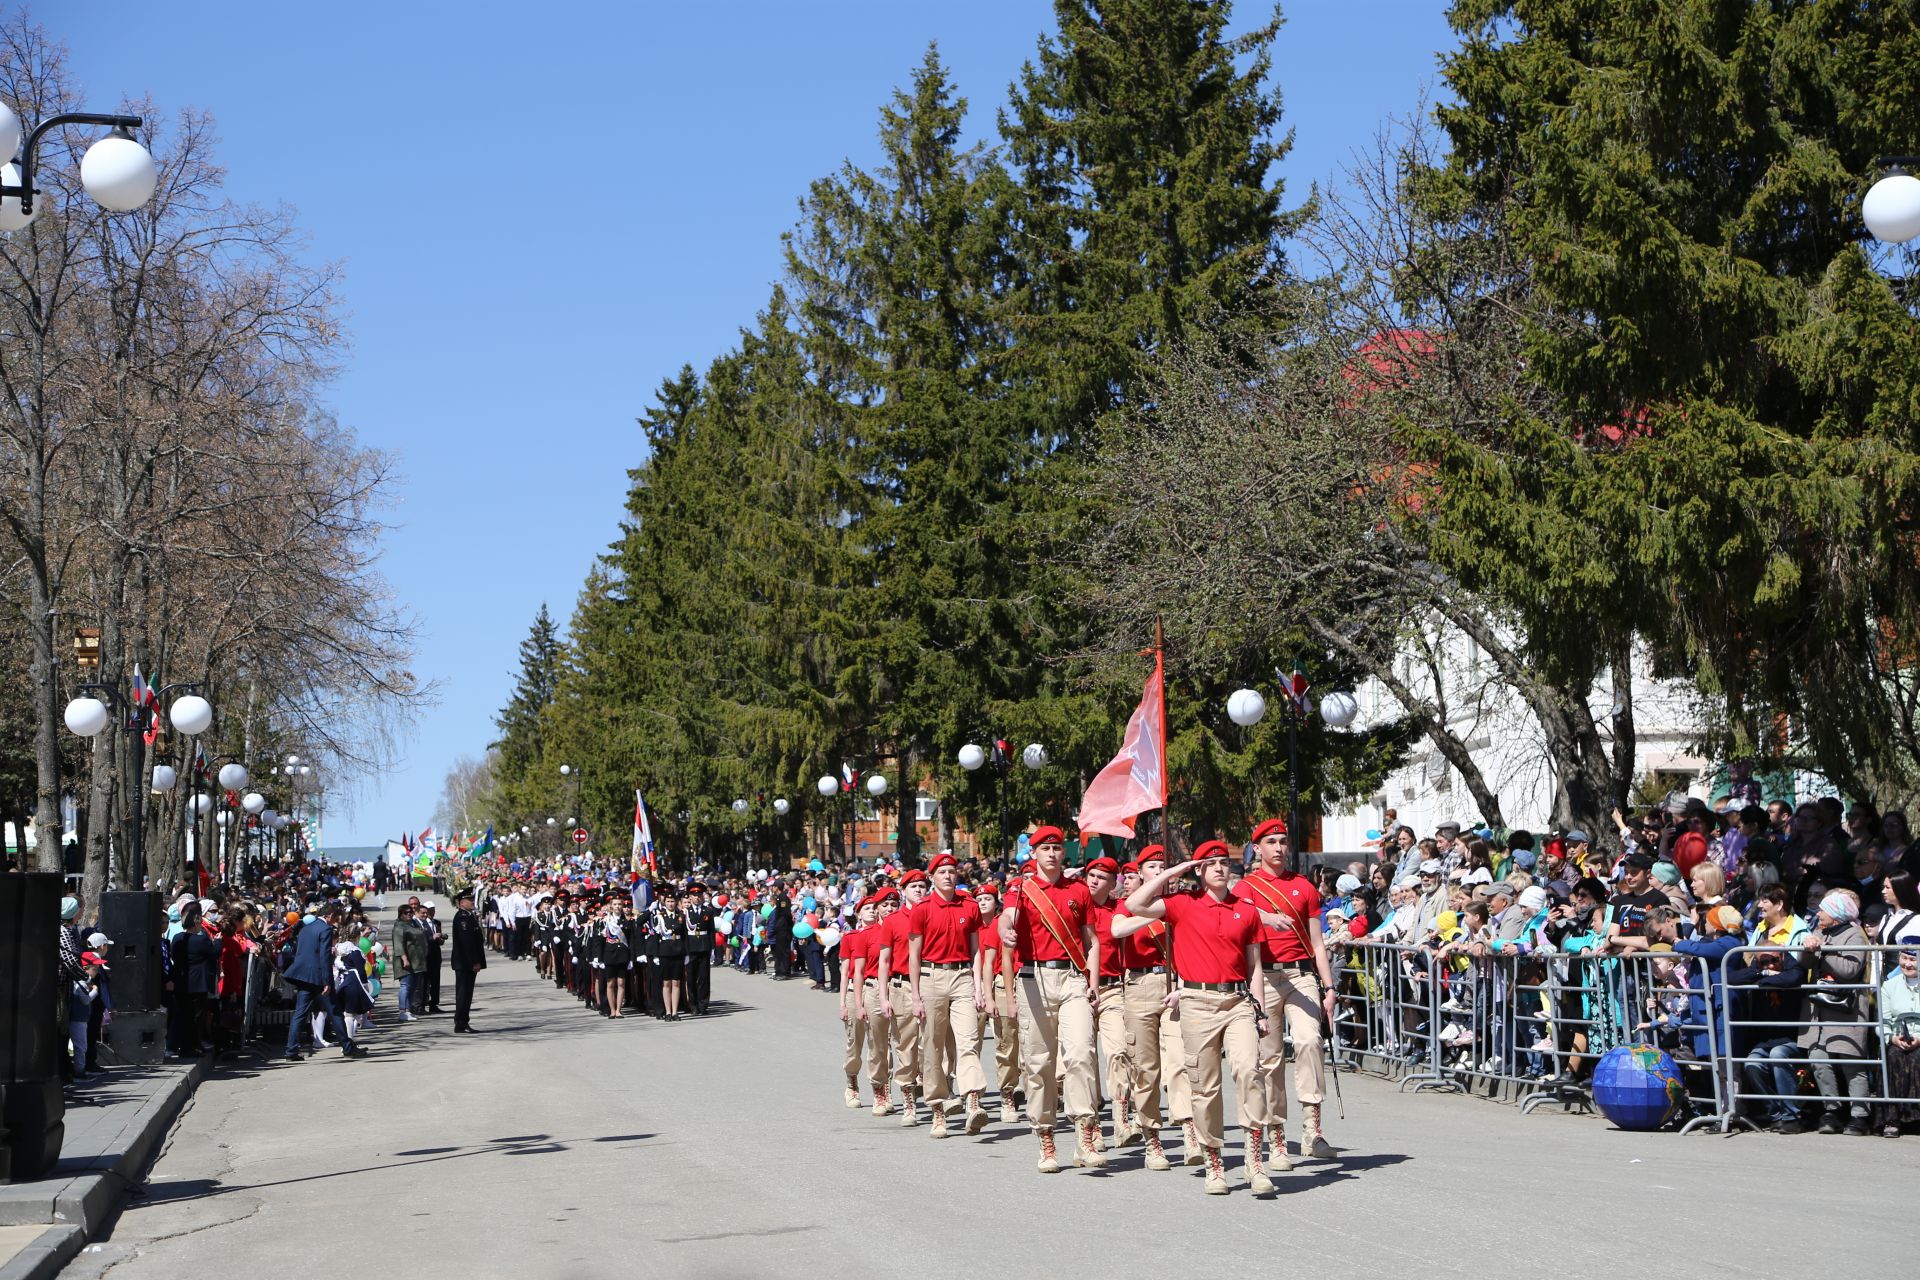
[66,902,1920,1280]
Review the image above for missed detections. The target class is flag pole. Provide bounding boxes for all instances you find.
[1154,616,1168,853]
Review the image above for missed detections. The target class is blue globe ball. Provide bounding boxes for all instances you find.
[1591,1044,1687,1131]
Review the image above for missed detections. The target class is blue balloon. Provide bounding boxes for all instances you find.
[808,859,824,872]
[1365,828,1382,841]
[793,922,815,940]
[801,895,817,912]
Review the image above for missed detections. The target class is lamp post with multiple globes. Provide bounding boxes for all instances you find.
[1224,674,1360,852]
[956,738,1047,877]
[63,677,210,891]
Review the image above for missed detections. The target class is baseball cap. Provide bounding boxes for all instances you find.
[1623,851,1656,870]
[86,931,113,950]
[1419,859,1442,875]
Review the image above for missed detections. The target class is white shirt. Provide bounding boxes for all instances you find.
[505,891,529,920]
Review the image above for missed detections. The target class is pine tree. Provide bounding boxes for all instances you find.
[494,604,561,784]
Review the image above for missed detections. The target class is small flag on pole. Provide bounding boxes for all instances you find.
[632,790,655,870]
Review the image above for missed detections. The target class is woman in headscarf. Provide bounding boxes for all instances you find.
[1798,890,1872,1135]
[1877,932,1920,1137]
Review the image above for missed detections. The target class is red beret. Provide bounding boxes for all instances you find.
[1137,844,1167,864]
[1084,856,1119,876]
[1194,839,1232,861]
[976,881,1001,897]
[1030,825,1065,847]
[899,869,929,886]
[1120,861,1140,875]
[926,852,957,874]
[873,887,900,904]
[1250,818,1289,843]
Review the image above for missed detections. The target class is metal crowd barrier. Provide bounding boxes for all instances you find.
[1320,936,1915,1135]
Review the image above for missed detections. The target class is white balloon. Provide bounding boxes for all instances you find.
[1226,688,1267,727]
[64,696,110,737]
[1021,743,1048,770]
[865,773,888,797]
[1319,690,1360,729]
[0,162,35,232]
[816,774,839,797]
[957,743,986,771]
[79,133,157,211]
[169,693,214,736]
[149,764,178,793]
[1864,172,1920,244]
[217,762,250,791]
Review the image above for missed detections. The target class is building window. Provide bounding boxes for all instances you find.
[914,791,938,823]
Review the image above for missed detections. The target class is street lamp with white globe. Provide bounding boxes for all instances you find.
[63,673,211,889]
[0,101,158,230]
[957,736,1044,874]
[1224,671,1360,852]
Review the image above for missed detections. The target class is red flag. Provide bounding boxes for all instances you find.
[1076,650,1168,838]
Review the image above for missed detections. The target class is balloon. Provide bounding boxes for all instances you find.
[715,893,729,907]
[793,922,815,940]
[284,911,300,925]
[1365,828,1381,841]
[760,904,774,920]
[801,895,817,912]
[371,942,386,956]
[357,937,372,953]
[374,960,387,977]
[753,928,765,945]
[804,912,819,928]
[808,859,824,872]
[353,886,366,900]
[816,927,842,948]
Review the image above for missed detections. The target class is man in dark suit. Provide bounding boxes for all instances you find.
[685,882,716,1014]
[451,888,487,1032]
[283,901,368,1061]
[421,902,447,1013]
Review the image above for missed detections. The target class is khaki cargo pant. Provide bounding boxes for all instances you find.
[1017,966,1097,1131]
[889,979,923,1096]
[920,965,985,1105]
[1094,979,1131,1115]
[1180,987,1267,1150]
[989,971,1021,1100]
[1122,970,1192,1126]
[1258,966,1326,1120]
[843,998,864,1085]
[861,979,892,1094]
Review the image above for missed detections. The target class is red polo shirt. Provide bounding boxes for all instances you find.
[978,917,1003,975]
[1160,889,1260,982]
[1087,896,1125,979]
[878,910,915,979]
[1116,903,1169,971]
[910,892,981,964]
[1008,874,1092,965]
[843,926,870,979]
[1233,868,1320,965]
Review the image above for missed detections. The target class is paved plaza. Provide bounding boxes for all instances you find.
[55,901,1920,1280]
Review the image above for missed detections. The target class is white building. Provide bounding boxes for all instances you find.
[1320,621,1718,847]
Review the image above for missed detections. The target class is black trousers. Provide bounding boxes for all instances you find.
[426,958,443,1008]
[773,937,793,979]
[686,951,711,1014]
[454,966,477,1030]
[513,918,532,958]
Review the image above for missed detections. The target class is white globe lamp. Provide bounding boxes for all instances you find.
[865,774,888,797]
[1021,743,1048,770]
[1319,690,1360,729]
[64,696,111,737]
[0,163,35,232]
[773,797,790,815]
[816,774,839,797]
[1864,172,1920,244]
[217,762,249,791]
[1227,688,1267,727]
[79,132,158,211]
[241,791,266,814]
[149,764,178,793]
[957,743,986,771]
[169,694,213,736]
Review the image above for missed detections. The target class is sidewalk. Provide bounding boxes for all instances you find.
[0,1064,204,1280]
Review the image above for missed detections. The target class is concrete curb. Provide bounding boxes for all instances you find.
[0,1061,206,1246]
[0,1226,83,1280]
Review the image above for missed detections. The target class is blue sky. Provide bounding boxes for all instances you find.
[57,1,1456,845]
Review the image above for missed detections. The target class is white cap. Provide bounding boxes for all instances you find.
[86,931,112,948]
[1518,886,1548,911]
[1419,859,1443,875]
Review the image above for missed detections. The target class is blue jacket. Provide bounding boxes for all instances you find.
[1671,933,1742,1058]
[284,918,337,988]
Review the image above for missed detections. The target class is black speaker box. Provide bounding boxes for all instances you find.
[1,872,63,1080]
[98,890,165,1010]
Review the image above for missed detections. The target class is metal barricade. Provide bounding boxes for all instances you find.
[1718,942,1915,1134]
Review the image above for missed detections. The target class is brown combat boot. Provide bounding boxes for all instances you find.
[1072,1117,1109,1169]
[1245,1124,1275,1194]
[1201,1145,1229,1195]
[1143,1127,1171,1172]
